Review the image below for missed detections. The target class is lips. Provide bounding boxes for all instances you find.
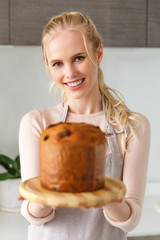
[64,78,85,89]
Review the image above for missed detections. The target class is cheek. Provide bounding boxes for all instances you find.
[81,61,97,76]
[85,63,98,80]
[50,70,62,84]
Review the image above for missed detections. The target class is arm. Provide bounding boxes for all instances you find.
[103,114,151,232]
[19,110,55,226]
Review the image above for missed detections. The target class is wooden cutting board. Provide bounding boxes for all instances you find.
[19,176,126,207]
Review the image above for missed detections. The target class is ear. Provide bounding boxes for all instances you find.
[97,44,103,64]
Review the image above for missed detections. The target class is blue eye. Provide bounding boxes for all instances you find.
[53,62,62,67]
[75,56,85,62]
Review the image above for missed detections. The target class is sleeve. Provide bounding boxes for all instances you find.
[19,110,55,225]
[21,200,55,226]
[103,114,151,232]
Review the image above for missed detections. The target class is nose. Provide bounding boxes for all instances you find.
[65,63,77,79]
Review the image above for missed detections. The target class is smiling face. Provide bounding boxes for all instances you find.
[46,29,102,102]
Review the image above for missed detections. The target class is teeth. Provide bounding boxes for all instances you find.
[67,79,83,87]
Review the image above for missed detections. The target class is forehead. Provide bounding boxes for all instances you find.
[46,29,91,60]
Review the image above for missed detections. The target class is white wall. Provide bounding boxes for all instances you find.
[101,48,160,182]
[0,46,159,182]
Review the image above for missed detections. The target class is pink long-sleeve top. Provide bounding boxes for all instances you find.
[19,103,151,232]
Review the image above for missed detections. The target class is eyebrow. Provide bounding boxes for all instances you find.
[49,52,86,64]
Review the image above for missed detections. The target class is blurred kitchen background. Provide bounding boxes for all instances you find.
[0,0,160,239]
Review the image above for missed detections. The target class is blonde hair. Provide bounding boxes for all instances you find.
[41,11,140,151]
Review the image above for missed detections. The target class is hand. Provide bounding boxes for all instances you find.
[18,194,56,218]
[27,201,56,218]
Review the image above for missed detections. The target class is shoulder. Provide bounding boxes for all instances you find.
[129,112,150,132]
[127,112,151,143]
[20,104,62,132]
[20,109,41,130]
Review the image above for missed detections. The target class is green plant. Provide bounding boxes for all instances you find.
[0,154,21,180]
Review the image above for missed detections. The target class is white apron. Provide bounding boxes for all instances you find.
[28,101,128,240]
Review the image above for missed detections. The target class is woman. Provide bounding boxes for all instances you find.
[19,11,151,240]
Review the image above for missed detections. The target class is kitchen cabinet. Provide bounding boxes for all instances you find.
[10,0,53,45]
[148,0,160,47]
[10,0,146,47]
[99,0,146,47]
[10,0,105,45]
[0,0,9,45]
[1,0,160,47]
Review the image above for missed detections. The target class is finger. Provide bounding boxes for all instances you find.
[18,194,25,200]
[52,206,57,210]
[81,206,90,211]
[117,199,122,203]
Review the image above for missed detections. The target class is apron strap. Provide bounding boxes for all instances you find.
[102,97,115,135]
[59,103,68,122]
[106,135,119,153]
[102,97,121,153]
[102,97,126,135]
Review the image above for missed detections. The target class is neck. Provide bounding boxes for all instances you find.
[67,94,103,114]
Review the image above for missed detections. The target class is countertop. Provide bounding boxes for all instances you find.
[128,195,160,237]
[0,210,29,240]
[129,182,160,237]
